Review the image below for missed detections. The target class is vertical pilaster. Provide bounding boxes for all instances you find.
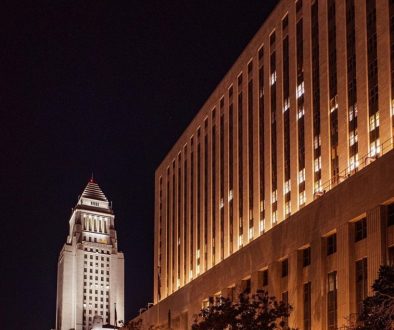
[366,206,387,294]
[376,0,392,146]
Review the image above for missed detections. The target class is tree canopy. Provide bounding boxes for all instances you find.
[192,290,294,330]
[356,265,394,330]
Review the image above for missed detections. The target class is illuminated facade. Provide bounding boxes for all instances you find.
[137,0,394,329]
[56,180,124,330]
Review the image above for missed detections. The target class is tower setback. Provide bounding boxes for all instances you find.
[56,180,124,330]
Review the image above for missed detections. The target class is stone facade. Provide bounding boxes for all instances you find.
[137,0,394,329]
[56,180,124,330]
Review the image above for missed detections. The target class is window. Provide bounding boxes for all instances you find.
[281,259,289,277]
[355,218,367,242]
[296,0,303,12]
[303,247,311,267]
[298,168,305,183]
[388,203,394,226]
[262,269,269,287]
[272,210,277,224]
[299,190,306,206]
[355,258,368,315]
[270,71,277,85]
[296,81,305,99]
[282,15,288,29]
[327,271,337,330]
[327,234,337,256]
[243,278,251,294]
[388,246,394,266]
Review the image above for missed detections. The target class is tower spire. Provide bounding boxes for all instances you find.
[90,172,95,183]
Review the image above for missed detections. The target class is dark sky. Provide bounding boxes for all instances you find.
[1,1,277,329]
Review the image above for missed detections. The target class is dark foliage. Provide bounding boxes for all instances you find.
[355,265,394,330]
[192,290,294,330]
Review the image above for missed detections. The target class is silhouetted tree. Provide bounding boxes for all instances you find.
[192,290,294,330]
[356,265,394,330]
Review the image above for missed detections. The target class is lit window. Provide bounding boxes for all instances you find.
[298,168,305,184]
[272,210,277,224]
[283,98,290,113]
[271,190,278,203]
[314,135,321,149]
[349,104,358,121]
[259,218,265,233]
[239,235,243,247]
[349,154,359,171]
[219,198,224,209]
[349,130,358,146]
[285,201,291,217]
[228,189,233,201]
[314,157,321,172]
[330,96,338,113]
[314,180,322,192]
[296,81,305,98]
[196,249,200,258]
[297,106,305,119]
[270,71,277,85]
[248,227,254,241]
[370,139,381,157]
[299,190,306,206]
[391,99,394,116]
[369,112,380,131]
[284,180,291,194]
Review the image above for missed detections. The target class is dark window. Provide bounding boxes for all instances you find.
[296,0,303,12]
[270,32,276,46]
[388,204,394,226]
[281,259,289,277]
[303,247,311,267]
[327,234,337,256]
[282,15,288,29]
[248,72,254,213]
[355,258,368,315]
[238,82,243,221]
[327,271,338,330]
[304,282,311,330]
[244,279,251,294]
[262,269,269,287]
[388,246,394,266]
[355,218,367,242]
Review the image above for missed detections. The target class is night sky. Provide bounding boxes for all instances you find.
[2,1,277,329]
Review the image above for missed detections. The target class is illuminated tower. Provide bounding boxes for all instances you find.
[56,179,124,330]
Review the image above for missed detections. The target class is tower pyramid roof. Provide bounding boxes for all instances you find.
[81,179,108,202]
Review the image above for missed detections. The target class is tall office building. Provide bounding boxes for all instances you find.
[133,0,394,329]
[56,179,124,330]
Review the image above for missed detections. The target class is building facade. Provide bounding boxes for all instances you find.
[56,180,124,330]
[137,0,394,329]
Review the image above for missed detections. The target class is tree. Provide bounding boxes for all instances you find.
[122,318,142,330]
[192,290,294,330]
[355,265,394,330]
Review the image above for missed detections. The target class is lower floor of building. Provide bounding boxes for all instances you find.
[134,149,394,330]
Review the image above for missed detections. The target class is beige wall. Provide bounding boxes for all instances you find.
[139,148,394,329]
[144,0,394,329]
